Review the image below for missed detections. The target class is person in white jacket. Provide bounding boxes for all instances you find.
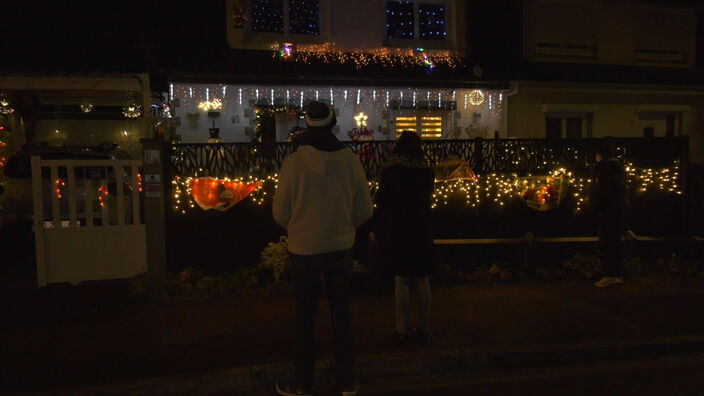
[274,101,373,396]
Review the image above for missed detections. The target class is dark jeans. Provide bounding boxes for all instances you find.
[290,249,356,391]
[599,216,626,277]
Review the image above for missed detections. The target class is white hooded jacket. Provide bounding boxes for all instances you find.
[273,145,373,255]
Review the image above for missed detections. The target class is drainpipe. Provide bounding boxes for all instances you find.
[502,82,519,138]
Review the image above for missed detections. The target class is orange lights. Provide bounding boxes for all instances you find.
[270,42,461,70]
[189,177,263,211]
[54,179,66,199]
[137,173,143,192]
[97,185,108,207]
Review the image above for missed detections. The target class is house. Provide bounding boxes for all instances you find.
[477,0,704,163]
[163,0,511,144]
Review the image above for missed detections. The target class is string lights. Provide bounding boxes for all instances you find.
[171,174,278,214]
[270,42,460,70]
[468,89,485,106]
[169,161,682,214]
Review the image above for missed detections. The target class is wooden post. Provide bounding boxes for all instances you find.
[30,156,47,287]
[140,137,168,277]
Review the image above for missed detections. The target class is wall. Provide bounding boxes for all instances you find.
[170,83,506,142]
[506,83,704,162]
[523,0,696,67]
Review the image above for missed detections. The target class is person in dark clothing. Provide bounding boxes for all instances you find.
[374,131,436,343]
[590,138,631,287]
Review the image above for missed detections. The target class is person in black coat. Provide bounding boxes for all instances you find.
[590,138,631,288]
[374,131,436,344]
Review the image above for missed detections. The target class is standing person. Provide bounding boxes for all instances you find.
[273,101,373,396]
[590,138,631,288]
[374,131,436,344]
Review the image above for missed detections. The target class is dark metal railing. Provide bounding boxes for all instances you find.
[168,137,688,179]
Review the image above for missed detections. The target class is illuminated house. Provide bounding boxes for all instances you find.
[165,0,511,143]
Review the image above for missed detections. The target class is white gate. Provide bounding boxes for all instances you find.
[31,156,147,286]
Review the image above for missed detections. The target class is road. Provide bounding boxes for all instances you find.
[359,355,704,395]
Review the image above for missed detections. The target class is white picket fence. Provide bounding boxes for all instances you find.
[31,156,147,286]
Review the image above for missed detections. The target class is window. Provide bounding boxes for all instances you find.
[395,116,417,137]
[252,0,284,33]
[251,0,320,36]
[418,3,446,41]
[545,117,562,139]
[545,114,591,139]
[395,114,444,139]
[289,0,320,35]
[386,1,414,39]
[421,116,442,138]
[386,1,447,42]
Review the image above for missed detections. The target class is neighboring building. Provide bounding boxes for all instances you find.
[478,0,704,162]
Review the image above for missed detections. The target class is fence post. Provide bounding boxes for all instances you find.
[474,137,483,174]
[140,137,168,278]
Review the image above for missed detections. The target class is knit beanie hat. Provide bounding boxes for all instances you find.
[305,101,337,129]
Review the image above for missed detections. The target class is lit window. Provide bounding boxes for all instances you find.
[395,115,443,139]
[419,4,446,41]
[252,0,284,33]
[421,116,443,139]
[252,0,320,36]
[386,1,415,39]
[386,1,447,42]
[289,0,320,35]
[395,116,417,138]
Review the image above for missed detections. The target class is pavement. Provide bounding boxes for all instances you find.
[2,277,704,394]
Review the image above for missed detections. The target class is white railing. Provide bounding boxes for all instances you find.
[31,157,143,228]
[31,156,147,286]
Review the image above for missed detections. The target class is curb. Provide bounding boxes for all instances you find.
[71,334,704,395]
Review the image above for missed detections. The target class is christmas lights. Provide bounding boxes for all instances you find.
[197,98,222,112]
[122,98,143,119]
[468,90,485,106]
[270,42,460,70]
[169,161,682,213]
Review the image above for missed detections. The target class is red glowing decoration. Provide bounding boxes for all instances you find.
[189,178,262,211]
[521,176,563,211]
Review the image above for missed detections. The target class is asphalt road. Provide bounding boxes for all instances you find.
[360,355,704,396]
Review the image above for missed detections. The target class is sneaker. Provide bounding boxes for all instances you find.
[391,331,408,345]
[341,384,359,396]
[276,380,311,396]
[594,277,623,288]
[412,328,429,345]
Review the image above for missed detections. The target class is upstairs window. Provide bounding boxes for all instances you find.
[252,0,284,33]
[418,3,446,41]
[386,1,415,39]
[289,0,320,35]
[252,0,320,36]
[386,1,447,41]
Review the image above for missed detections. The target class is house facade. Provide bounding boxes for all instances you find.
[498,0,704,162]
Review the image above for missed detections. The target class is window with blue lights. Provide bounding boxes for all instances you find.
[289,0,320,35]
[386,1,415,40]
[252,0,284,33]
[419,3,446,41]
